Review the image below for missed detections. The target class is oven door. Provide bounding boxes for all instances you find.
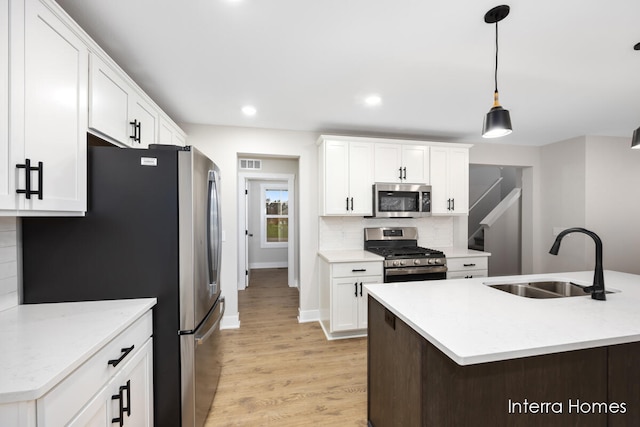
[384,266,447,282]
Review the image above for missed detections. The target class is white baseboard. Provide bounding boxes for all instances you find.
[220,313,241,330]
[297,308,320,323]
[249,262,288,269]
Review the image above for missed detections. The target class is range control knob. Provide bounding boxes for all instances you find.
[392,260,400,267]
[400,260,406,266]
[428,259,435,265]
[414,259,421,265]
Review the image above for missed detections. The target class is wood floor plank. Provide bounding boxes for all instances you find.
[205,269,368,426]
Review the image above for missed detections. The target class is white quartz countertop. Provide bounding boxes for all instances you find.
[365,270,640,366]
[0,298,157,404]
[318,250,384,263]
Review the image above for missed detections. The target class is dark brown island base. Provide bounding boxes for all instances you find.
[368,297,640,427]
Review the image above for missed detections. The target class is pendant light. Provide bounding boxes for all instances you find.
[482,5,512,138]
[632,43,640,149]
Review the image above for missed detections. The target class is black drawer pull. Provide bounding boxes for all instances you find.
[108,345,135,367]
[351,268,367,272]
[463,263,476,267]
[130,119,141,143]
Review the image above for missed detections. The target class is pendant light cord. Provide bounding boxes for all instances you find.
[494,21,499,94]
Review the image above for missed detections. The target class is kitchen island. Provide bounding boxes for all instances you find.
[366,270,640,426]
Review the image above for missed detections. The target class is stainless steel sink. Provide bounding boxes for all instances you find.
[486,280,615,299]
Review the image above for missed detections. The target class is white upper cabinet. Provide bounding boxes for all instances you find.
[2,0,88,215]
[0,1,12,210]
[89,53,131,144]
[89,53,162,149]
[158,115,186,146]
[318,137,374,216]
[374,143,430,184]
[430,145,469,215]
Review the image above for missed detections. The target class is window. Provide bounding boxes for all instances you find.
[260,183,288,248]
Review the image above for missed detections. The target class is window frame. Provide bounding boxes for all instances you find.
[260,183,289,249]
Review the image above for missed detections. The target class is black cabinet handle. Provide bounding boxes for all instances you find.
[122,380,131,417]
[111,380,131,426]
[463,263,476,267]
[108,345,135,367]
[398,167,403,180]
[346,197,349,211]
[354,282,358,297]
[451,198,455,211]
[446,198,451,210]
[130,119,141,143]
[359,282,363,297]
[402,167,407,180]
[16,159,43,200]
[351,268,366,272]
[350,197,354,211]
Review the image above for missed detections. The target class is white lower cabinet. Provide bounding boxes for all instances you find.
[67,339,153,427]
[319,258,383,339]
[6,311,155,427]
[446,256,489,279]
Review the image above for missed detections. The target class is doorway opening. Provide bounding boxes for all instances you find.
[237,156,298,292]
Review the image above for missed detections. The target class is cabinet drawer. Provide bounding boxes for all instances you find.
[447,270,487,280]
[37,310,152,425]
[332,262,383,278]
[447,257,488,272]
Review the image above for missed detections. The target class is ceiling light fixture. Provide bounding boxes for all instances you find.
[482,5,512,139]
[242,105,257,116]
[365,95,382,107]
[632,43,640,149]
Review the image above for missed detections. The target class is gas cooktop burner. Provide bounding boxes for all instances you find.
[366,246,445,259]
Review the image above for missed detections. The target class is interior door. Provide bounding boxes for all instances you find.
[244,179,251,288]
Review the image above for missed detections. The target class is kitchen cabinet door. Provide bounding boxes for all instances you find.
[373,143,429,183]
[402,145,430,183]
[331,277,361,332]
[373,143,403,182]
[348,141,374,215]
[0,0,12,210]
[319,138,373,216]
[430,146,468,215]
[11,0,88,213]
[89,53,132,144]
[158,115,187,146]
[129,95,158,149]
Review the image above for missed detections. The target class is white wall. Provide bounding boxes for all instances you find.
[585,136,640,274]
[0,217,18,311]
[540,137,588,273]
[182,124,318,327]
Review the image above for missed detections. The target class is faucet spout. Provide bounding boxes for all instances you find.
[548,227,606,301]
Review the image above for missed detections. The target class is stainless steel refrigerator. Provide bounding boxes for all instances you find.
[21,144,224,427]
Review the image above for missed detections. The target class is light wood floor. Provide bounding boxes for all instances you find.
[204,268,368,426]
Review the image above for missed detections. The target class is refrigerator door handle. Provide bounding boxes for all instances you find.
[195,297,225,346]
[207,169,222,295]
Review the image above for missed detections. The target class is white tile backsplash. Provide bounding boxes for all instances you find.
[319,216,454,251]
[0,218,18,311]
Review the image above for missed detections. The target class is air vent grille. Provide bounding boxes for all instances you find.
[239,159,262,170]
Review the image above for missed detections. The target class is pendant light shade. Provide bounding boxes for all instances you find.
[632,125,640,149]
[483,91,512,138]
[482,5,512,139]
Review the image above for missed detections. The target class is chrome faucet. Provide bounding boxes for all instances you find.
[549,227,606,300]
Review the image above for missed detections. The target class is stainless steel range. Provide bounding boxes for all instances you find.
[364,227,447,282]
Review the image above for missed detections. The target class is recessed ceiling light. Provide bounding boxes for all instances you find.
[364,95,382,107]
[242,105,257,116]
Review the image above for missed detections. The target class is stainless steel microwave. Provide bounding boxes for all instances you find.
[372,183,431,218]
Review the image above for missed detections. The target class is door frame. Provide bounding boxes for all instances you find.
[237,172,296,290]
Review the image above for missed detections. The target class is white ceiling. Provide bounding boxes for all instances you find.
[56,0,640,146]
